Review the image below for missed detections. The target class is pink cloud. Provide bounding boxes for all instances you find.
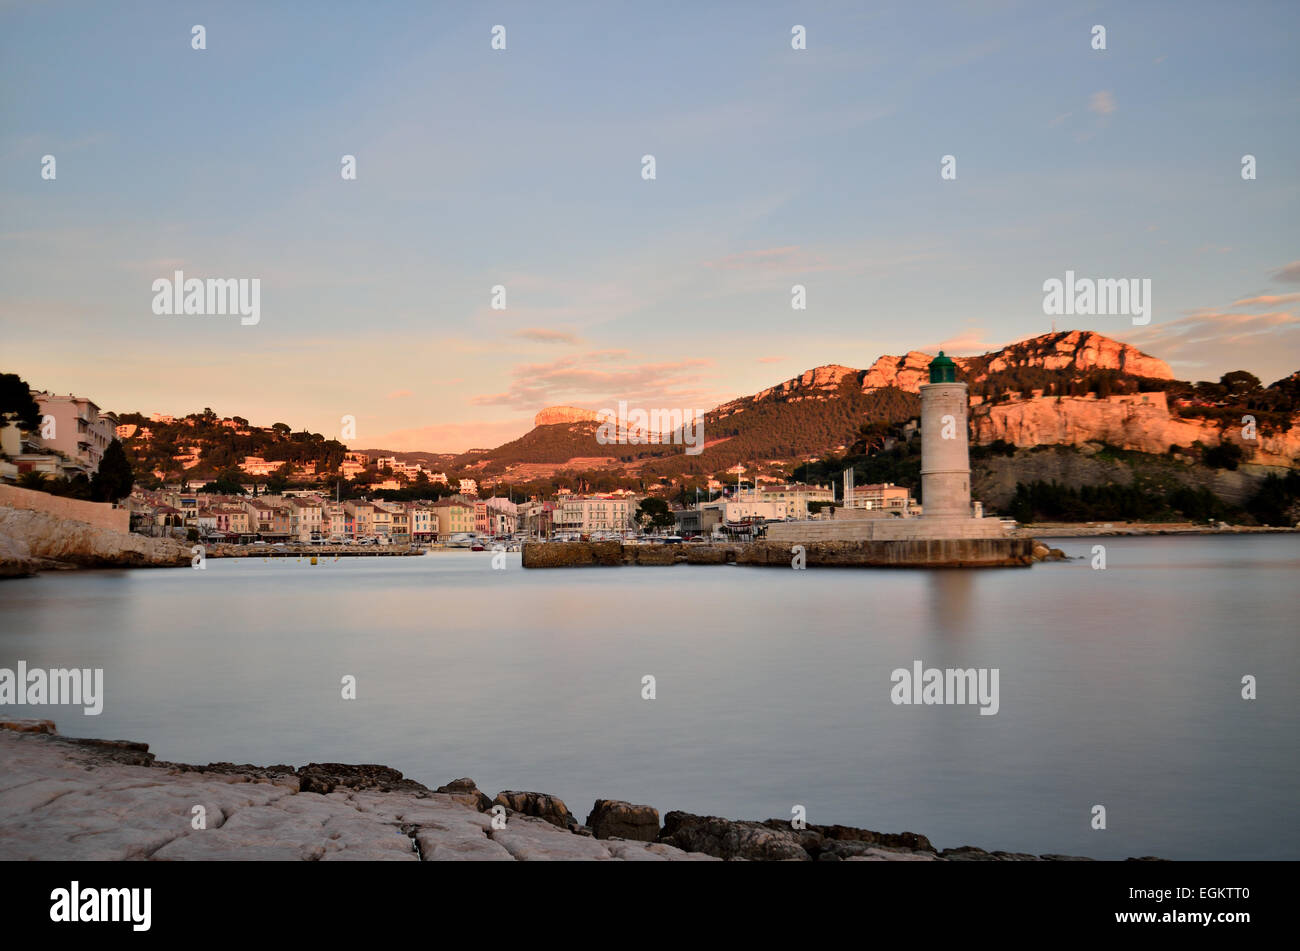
[472,353,716,410]
[511,327,581,345]
[1088,90,1116,115]
[1270,260,1300,284]
[1232,293,1300,307]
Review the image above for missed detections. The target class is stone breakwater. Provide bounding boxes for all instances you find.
[523,538,1045,569]
[202,543,422,558]
[0,506,189,578]
[0,721,1158,861]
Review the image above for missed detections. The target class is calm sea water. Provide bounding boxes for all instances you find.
[2,535,1297,860]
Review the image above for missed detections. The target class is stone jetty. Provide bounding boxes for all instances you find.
[523,537,1047,569]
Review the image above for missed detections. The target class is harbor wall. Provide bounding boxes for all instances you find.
[0,484,129,533]
[522,537,1036,569]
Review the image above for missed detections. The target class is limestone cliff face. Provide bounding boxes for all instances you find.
[980,330,1172,380]
[862,331,1173,394]
[971,391,1300,466]
[860,351,935,393]
[0,506,190,574]
[711,365,858,419]
[533,406,600,427]
[750,365,858,402]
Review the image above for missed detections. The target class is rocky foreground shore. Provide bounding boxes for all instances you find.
[0,507,188,577]
[0,722,1162,862]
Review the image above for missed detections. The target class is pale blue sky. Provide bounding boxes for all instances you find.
[2,1,1297,450]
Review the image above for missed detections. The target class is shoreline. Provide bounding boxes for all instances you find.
[3,511,1295,579]
[0,720,1162,862]
[1011,523,1298,538]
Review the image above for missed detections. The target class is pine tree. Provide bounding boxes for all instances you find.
[91,439,135,502]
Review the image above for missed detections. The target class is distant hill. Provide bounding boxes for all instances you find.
[353,450,457,468]
[114,410,347,485]
[436,331,1209,484]
[112,331,1300,500]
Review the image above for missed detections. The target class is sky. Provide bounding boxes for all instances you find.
[2,0,1298,452]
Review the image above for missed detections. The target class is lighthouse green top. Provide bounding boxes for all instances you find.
[929,351,957,383]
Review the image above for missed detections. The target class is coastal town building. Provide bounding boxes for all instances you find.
[344,500,375,537]
[555,495,634,534]
[410,505,436,542]
[842,479,912,514]
[286,497,324,541]
[518,500,555,538]
[32,392,118,475]
[431,495,476,537]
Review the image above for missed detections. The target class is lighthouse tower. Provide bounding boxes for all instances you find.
[919,352,972,519]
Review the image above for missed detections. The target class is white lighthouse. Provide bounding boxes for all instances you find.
[919,352,972,519]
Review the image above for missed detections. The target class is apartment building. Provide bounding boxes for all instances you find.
[32,392,119,474]
[345,500,374,537]
[843,482,913,513]
[555,496,635,534]
[410,505,436,542]
[755,483,835,519]
[242,499,276,535]
[431,495,476,536]
[286,497,324,541]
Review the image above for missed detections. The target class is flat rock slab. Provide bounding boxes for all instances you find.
[0,730,713,861]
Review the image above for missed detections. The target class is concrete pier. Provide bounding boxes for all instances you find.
[522,538,1037,569]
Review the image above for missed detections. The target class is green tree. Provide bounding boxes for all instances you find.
[1203,441,1243,470]
[0,372,41,430]
[16,470,47,491]
[1219,371,1262,400]
[91,439,135,502]
[264,462,292,495]
[635,496,675,532]
[200,467,247,495]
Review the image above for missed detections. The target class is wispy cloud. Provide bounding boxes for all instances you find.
[926,330,999,355]
[472,353,715,410]
[511,327,581,345]
[1088,90,1117,115]
[1124,310,1300,383]
[1270,260,1300,284]
[1232,292,1300,307]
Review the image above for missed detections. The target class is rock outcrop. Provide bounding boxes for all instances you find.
[972,392,1300,467]
[743,364,858,404]
[534,406,600,427]
[435,778,494,812]
[0,724,715,862]
[862,331,1173,394]
[0,506,190,575]
[586,800,660,842]
[860,350,937,393]
[0,722,1151,861]
[492,790,579,831]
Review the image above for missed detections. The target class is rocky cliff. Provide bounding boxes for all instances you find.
[0,506,190,576]
[533,406,600,427]
[971,392,1300,467]
[862,331,1173,393]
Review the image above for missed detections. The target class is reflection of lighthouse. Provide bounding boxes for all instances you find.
[920,352,971,519]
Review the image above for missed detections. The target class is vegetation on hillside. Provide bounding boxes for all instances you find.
[1006,479,1240,524]
[116,409,348,486]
